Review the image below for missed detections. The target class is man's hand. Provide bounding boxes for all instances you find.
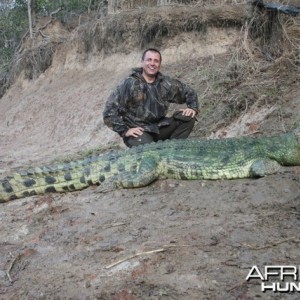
[179,108,197,118]
[125,127,144,137]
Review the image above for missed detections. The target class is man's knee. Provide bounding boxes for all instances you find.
[170,117,196,139]
[176,117,196,131]
[186,117,196,128]
[189,118,196,132]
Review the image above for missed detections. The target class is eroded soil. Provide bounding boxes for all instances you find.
[1,172,300,299]
[1,6,300,299]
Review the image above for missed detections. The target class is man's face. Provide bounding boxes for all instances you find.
[141,51,161,80]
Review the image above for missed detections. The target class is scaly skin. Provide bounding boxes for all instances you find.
[1,128,300,202]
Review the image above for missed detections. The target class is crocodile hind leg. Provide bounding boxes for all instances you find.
[250,159,281,177]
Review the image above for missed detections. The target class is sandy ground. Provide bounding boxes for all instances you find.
[1,10,300,299]
[1,171,300,299]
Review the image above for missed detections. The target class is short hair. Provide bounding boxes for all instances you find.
[141,48,162,62]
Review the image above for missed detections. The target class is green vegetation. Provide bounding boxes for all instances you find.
[0,2,27,77]
[0,0,107,97]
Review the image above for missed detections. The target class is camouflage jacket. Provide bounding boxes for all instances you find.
[103,68,199,137]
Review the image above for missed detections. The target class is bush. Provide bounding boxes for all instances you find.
[0,0,106,98]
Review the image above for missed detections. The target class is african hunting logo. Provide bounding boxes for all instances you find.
[246,266,300,292]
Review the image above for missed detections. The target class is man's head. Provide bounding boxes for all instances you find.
[141,48,162,83]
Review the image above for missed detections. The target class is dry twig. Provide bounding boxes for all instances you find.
[105,248,165,269]
[100,222,126,229]
[6,253,21,283]
[105,244,199,269]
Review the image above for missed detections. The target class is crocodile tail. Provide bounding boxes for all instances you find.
[0,157,106,202]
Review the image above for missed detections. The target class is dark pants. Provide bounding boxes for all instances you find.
[123,117,195,148]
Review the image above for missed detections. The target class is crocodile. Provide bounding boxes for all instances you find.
[1,128,300,203]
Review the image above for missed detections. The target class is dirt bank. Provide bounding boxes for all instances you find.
[1,4,300,299]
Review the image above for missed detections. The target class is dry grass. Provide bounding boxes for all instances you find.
[2,0,300,134]
[189,3,300,136]
[75,4,246,55]
[246,5,300,67]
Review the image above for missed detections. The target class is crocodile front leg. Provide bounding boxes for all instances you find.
[250,159,282,177]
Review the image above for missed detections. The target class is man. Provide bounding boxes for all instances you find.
[103,48,199,148]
